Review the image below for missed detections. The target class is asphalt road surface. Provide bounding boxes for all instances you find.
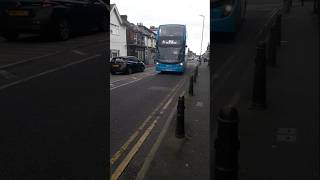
[110,60,198,180]
[0,32,108,179]
[0,32,107,87]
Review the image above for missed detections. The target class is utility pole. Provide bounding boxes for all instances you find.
[200,15,205,60]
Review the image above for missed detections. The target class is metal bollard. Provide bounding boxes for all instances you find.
[194,67,198,83]
[276,14,282,46]
[284,0,290,13]
[196,65,199,77]
[251,41,266,110]
[189,75,194,96]
[175,96,185,138]
[214,106,240,180]
[313,0,317,13]
[269,25,277,66]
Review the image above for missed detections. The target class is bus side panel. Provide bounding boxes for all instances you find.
[212,14,237,33]
[211,0,242,33]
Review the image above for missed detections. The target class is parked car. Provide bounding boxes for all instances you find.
[0,0,108,41]
[110,56,145,75]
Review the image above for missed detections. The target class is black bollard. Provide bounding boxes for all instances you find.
[276,14,282,46]
[189,75,194,96]
[196,65,199,78]
[214,106,240,180]
[175,96,185,138]
[269,25,277,67]
[284,0,291,13]
[194,68,197,83]
[251,41,266,110]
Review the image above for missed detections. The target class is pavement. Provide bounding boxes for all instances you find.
[139,61,210,180]
[235,2,319,179]
[135,2,319,180]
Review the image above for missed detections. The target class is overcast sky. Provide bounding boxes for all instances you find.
[110,0,210,55]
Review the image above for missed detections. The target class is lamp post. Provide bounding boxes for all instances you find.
[200,15,205,60]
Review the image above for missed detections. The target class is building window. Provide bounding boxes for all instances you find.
[111,49,120,58]
[133,33,137,44]
[110,23,119,35]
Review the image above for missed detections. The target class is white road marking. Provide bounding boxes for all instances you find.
[0,51,60,69]
[110,78,142,90]
[72,50,87,56]
[110,72,158,90]
[110,77,130,84]
[0,54,101,90]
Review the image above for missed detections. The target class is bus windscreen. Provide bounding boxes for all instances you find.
[159,25,184,36]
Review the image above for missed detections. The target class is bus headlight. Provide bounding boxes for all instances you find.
[179,63,183,66]
[156,62,159,65]
[223,5,233,16]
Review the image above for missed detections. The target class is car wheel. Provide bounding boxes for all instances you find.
[2,31,19,41]
[140,66,145,72]
[55,19,70,41]
[127,67,133,75]
[98,16,107,32]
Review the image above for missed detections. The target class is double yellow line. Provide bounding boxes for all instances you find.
[110,77,187,180]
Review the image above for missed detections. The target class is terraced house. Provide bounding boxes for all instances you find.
[110,4,127,59]
[121,15,156,65]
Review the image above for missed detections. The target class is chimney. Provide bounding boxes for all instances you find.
[121,15,127,21]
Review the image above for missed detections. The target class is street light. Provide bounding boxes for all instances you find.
[199,15,205,59]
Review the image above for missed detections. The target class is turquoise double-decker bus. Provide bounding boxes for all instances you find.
[155,24,187,73]
[211,0,247,35]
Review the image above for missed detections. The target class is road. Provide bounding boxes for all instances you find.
[110,60,198,180]
[0,32,107,87]
[0,32,108,179]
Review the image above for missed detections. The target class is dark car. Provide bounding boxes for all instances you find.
[0,0,108,41]
[110,56,145,75]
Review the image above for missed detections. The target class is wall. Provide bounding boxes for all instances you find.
[110,9,127,57]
